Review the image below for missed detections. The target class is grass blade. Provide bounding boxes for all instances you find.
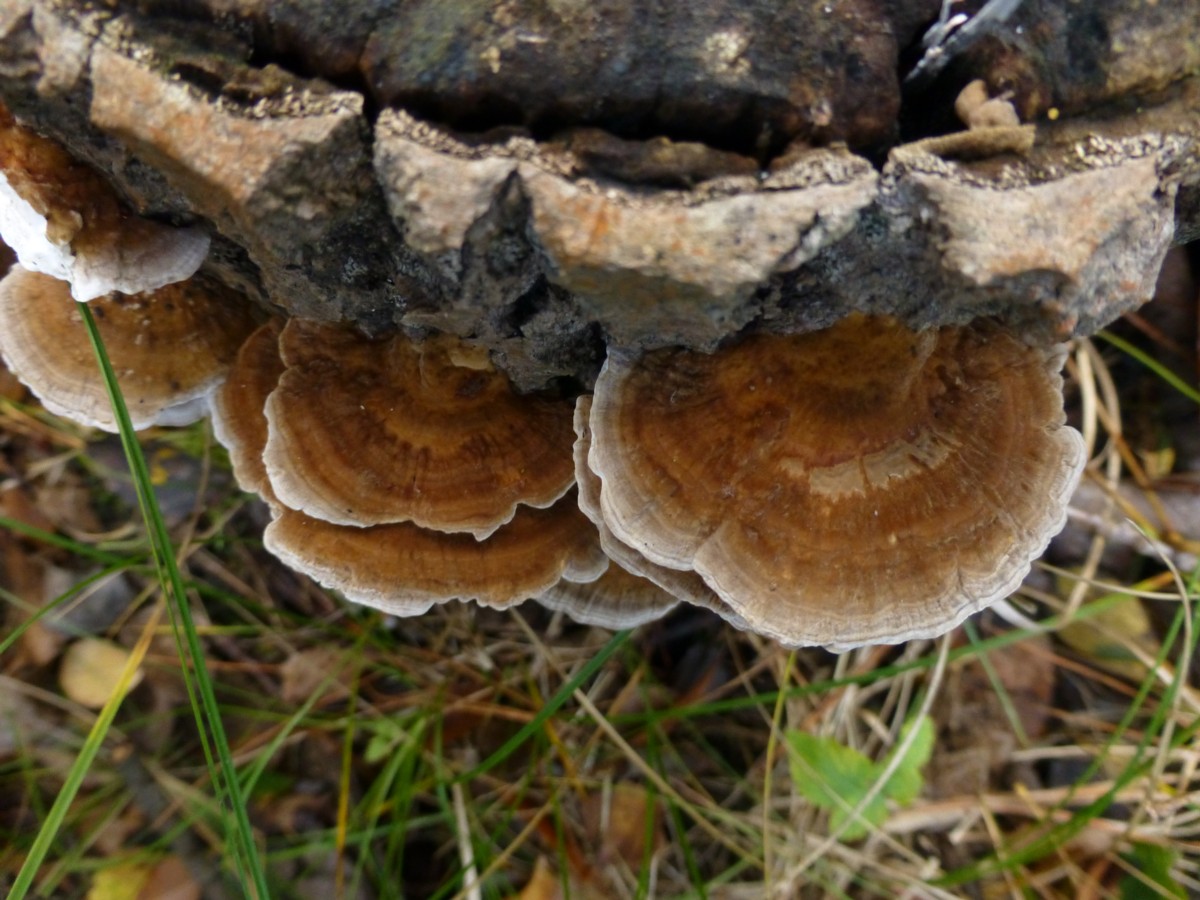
[456,628,631,784]
[7,603,160,898]
[76,301,270,897]
[1096,331,1200,404]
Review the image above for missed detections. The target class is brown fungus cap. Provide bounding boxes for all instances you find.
[210,319,286,503]
[264,495,606,617]
[0,266,257,431]
[573,395,747,630]
[588,315,1086,650]
[0,104,209,301]
[538,560,681,631]
[263,319,576,536]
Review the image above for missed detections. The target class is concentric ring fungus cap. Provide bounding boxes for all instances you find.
[538,560,681,631]
[210,319,286,504]
[0,266,258,431]
[264,499,605,617]
[573,395,747,629]
[587,314,1086,650]
[212,317,607,615]
[0,104,209,301]
[262,319,576,536]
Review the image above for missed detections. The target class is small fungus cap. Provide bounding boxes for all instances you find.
[264,497,606,617]
[538,560,682,631]
[262,319,577,536]
[210,319,286,503]
[588,314,1086,650]
[0,105,208,301]
[0,266,257,431]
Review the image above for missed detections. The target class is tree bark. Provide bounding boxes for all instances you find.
[0,0,1196,389]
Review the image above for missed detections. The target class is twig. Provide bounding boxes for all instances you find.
[451,782,481,900]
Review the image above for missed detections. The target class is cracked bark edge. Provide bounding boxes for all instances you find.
[0,1,1195,391]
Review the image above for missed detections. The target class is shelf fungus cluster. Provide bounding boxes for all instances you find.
[210,318,674,623]
[0,103,209,301]
[0,254,1086,647]
[0,69,1095,648]
[0,101,248,430]
[0,266,256,430]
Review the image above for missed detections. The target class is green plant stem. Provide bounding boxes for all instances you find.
[7,601,159,898]
[1096,331,1200,405]
[455,629,631,784]
[77,302,270,898]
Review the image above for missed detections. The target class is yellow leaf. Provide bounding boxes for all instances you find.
[1059,599,1156,682]
[510,857,562,900]
[59,638,143,709]
[87,860,152,900]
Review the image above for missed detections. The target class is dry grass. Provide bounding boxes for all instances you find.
[0,314,1197,898]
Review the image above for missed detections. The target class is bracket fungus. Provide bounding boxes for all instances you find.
[586,315,1086,650]
[261,319,577,536]
[210,319,286,505]
[212,319,609,618]
[2,1,1192,649]
[0,104,209,301]
[265,502,606,619]
[0,265,257,431]
[573,395,749,632]
[538,562,683,632]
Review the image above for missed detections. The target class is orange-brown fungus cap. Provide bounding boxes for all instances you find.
[588,315,1086,650]
[0,266,258,431]
[539,560,681,630]
[264,493,606,616]
[573,395,746,629]
[210,319,285,502]
[210,317,607,613]
[0,104,208,300]
[263,319,576,536]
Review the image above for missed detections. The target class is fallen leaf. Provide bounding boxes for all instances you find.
[579,782,663,877]
[31,478,103,534]
[1,531,63,668]
[509,856,609,900]
[510,857,561,900]
[279,645,350,706]
[1059,598,1156,683]
[87,860,153,900]
[930,632,1055,798]
[137,855,201,900]
[787,716,934,840]
[59,637,142,709]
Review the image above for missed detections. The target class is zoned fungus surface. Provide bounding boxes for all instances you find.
[587,314,1086,650]
[0,265,257,431]
[262,319,577,536]
[212,317,607,616]
[572,394,747,630]
[264,498,605,618]
[210,319,286,503]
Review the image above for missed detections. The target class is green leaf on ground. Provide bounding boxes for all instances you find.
[786,715,934,840]
[1119,842,1186,899]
